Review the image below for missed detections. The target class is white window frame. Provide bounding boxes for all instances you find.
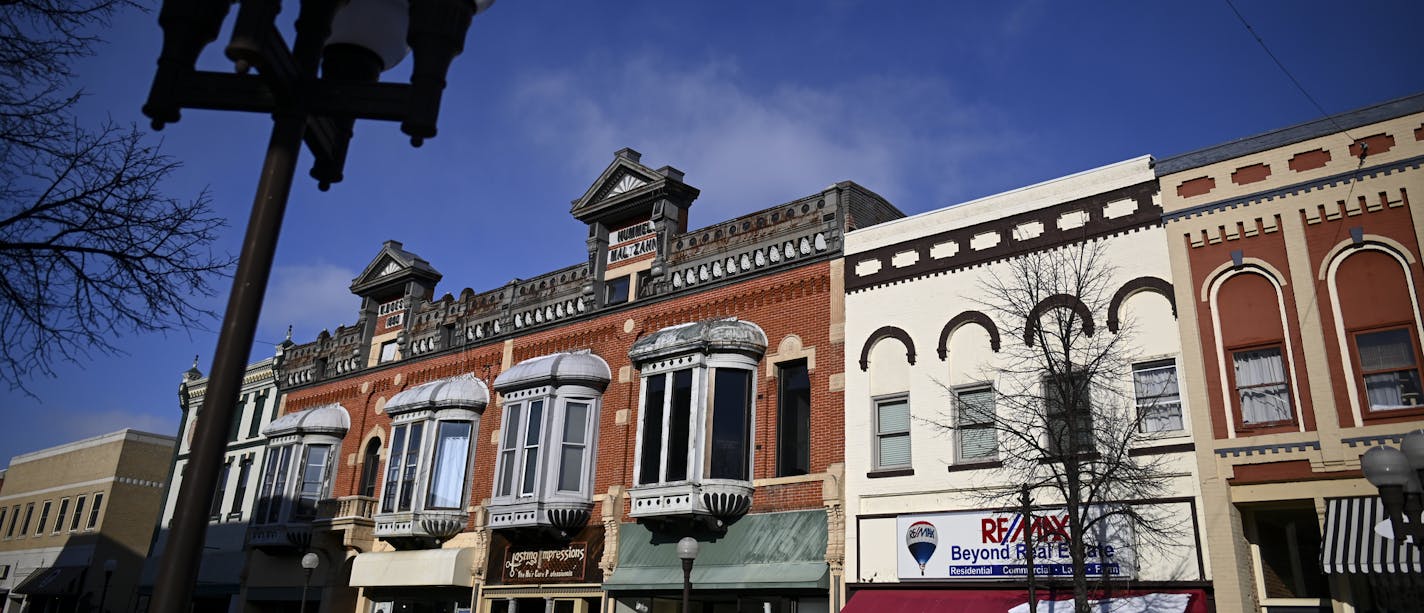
[254,437,340,525]
[378,410,479,517]
[1133,358,1184,434]
[85,492,103,530]
[632,352,759,487]
[872,394,912,470]
[52,497,70,535]
[35,500,51,537]
[952,384,997,463]
[492,392,600,503]
[68,497,85,532]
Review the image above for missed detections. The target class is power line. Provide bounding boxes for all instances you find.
[1222,0,1354,140]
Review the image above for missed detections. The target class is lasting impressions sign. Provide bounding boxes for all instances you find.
[896,508,1135,580]
[503,543,589,583]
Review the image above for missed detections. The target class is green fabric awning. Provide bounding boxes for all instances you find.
[604,509,829,591]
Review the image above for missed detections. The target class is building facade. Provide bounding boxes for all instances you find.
[1157,94,1424,612]
[840,157,1211,610]
[0,430,174,613]
[138,357,281,612]
[247,149,903,613]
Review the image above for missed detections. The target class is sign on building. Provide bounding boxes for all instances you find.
[896,508,1135,580]
[502,543,590,583]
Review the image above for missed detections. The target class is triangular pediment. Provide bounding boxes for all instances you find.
[350,240,442,297]
[570,149,698,225]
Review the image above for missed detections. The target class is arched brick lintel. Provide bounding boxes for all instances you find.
[937,311,1001,359]
[859,326,917,371]
[1107,277,1177,333]
[1025,294,1095,346]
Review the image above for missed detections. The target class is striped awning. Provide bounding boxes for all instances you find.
[1321,496,1422,573]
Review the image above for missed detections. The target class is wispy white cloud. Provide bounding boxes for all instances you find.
[506,55,1026,222]
[258,263,360,343]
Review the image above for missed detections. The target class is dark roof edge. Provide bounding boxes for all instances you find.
[1155,92,1424,176]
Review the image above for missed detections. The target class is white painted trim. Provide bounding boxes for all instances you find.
[8,429,174,466]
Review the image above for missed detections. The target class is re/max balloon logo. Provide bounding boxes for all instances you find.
[905,520,938,576]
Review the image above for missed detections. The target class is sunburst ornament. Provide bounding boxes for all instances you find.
[605,174,647,199]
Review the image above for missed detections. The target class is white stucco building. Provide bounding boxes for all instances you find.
[839,157,1211,611]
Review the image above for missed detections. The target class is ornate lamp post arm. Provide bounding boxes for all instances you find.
[141,2,495,612]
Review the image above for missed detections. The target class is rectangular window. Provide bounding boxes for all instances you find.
[228,395,247,442]
[69,497,85,532]
[230,456,252,518]
[776,361,811,477]
[379,340,398,363]
[874,396,911,469]
[427,421,472,509]
[954,386,997,461]
[6,505,18,538]
[638,375,667,486]
[382,425,408,512]
[1134,360,1183,432]
[248,393,269,439]
[1046,372,1093,456]
[558,402,591,492]
[52,498,69,534]
[395,423,424,512]
[86,492,103,529]
[1233,346,1292,425]
[665,370,694,482]
[256,445,294,523]
[0,564,7,580]
[35,501,51,536]
[497,404,523,497]
[210,461,231,520]
[520,401,545,496]
[293,445,331,519]
[19,503,34,537]
[0,507,6,539]
[1355,327,1424,411]
[605,276,630,306]
[708,368,752,480]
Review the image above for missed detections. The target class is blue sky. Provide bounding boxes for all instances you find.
[1,1,1421,465]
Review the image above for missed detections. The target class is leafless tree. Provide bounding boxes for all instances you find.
[0,0,233,392]
[932,242,1189,613]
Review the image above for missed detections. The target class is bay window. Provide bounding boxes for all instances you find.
[627,318,767,521]
[373,373,486,549]
[488,351,610,534]
[247,403,348,550]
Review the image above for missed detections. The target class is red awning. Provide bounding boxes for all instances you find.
[843,588,1210,613]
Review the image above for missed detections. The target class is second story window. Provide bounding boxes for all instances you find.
[35,501,51,536]
[626,318,767,521]
[375,373,487,547]
[1134,359,1183,433]
[488,351,610,533]
[1232,346,1291,426]
[68,497,85,532]
[1354,327,1423,410]
[1045,372,1093,456]
[874,396,911,469]
[954,386,996,462]
[252,403,350,525]
[52,498,69,534]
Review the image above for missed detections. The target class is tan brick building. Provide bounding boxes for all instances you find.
[244,149,902,613]
[1158,94,1424,612]
[0,430,174,613]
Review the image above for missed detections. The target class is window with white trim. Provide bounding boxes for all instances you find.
[874,396,911,469]
[1134,359,1183,433]
[254,442,335,523]
[487,351,609,532]
[85,493,102,530]
[1354,327,1423,411]
[35,501,51,536]
[68,497,85,532]
[19,503,34,537]
[376,374,485,521]
[954,386,996,462]
[52,498,70,535]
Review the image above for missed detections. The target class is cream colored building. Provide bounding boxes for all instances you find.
[0,429,174,613]
[840,157,1211,610]
[1157,94,1424,612]
[139,358,280,612]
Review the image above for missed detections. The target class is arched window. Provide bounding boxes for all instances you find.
[1213,269,1299,433]
[359,438,381,498]
[1330,247,1424,418]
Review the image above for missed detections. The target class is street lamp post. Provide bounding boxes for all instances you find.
[677,537,699,613]
[140,2,495,613]
[99,558,117,613]
[300,552,320,613]
[1361,429,1424,544]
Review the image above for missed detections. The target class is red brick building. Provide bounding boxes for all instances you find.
[240,149,902,613]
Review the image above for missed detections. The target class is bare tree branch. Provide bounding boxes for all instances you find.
[925,242,1190,613]
[0,0,235,393]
